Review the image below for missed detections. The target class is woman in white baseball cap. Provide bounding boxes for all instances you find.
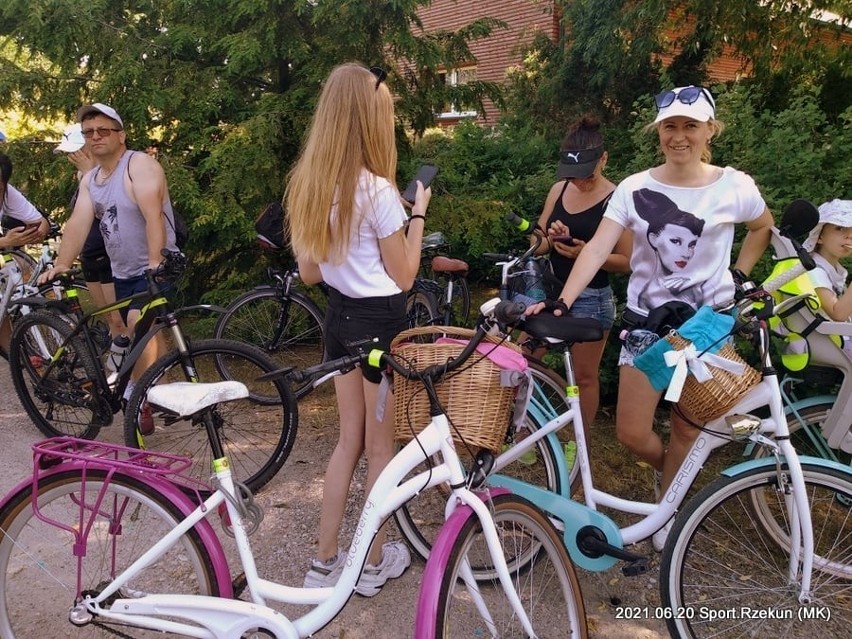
[527,84,775,550]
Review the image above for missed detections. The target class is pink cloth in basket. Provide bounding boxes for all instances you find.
[434,337,528,371]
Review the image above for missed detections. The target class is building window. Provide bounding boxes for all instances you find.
[438,66,477,119]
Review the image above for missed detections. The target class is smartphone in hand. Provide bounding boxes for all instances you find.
[401,164,439,204]
[551,235,575,246]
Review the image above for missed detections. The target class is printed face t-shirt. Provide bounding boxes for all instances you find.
[604,166,766,315]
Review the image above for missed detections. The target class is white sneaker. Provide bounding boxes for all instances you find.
[652,518,673,552]
[356,541,411,597]
[303,550,345,588]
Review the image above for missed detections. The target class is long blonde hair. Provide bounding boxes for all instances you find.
[286,63,397,264]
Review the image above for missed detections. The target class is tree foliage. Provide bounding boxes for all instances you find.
[0,0,504,300]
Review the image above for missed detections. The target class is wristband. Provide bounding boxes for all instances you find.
[409,214,426,221]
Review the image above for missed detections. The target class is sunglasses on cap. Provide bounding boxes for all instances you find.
[369,66,387,90]
[654,86,715,111]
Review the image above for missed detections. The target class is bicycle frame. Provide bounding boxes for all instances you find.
[25,405,535,638]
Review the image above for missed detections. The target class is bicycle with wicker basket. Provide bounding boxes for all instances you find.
[0,299,587,638]
[395,201,852,638]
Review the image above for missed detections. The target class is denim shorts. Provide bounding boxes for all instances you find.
[568,286,615,331]
[324,287,407,384]
[114,274,173,324]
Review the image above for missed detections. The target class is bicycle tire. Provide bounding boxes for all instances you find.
[124,339,298,493]
[660,462,852,638]
[8,309,110,438]
[6,249,36,283]
[423,494,587,638]
[437,273,470,327]
[213,287,326,399]
[0,469,219,639]
[406,289,438,329]
[525,356,580,493]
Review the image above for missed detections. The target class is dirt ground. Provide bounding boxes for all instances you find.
[0,363,668,638]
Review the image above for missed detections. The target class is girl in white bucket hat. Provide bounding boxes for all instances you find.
[806,199,852,333]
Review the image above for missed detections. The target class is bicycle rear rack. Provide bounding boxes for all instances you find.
[32,436,194,478]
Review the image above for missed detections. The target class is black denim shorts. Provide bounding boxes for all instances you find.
[324,287,407,383]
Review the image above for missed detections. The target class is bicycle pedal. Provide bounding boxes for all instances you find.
[622,558,650,577]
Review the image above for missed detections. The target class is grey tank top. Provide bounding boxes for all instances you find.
[88,150,177,279]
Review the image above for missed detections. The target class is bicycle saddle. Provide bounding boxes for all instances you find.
[431,255,468,275]
[523,313,603,345]
[421,231,447,249]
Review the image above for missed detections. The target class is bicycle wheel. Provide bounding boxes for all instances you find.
[394,414,562,563]
[660,462,852,638]
[406,289,438,333]
[438,273,470,327]
[0,469,219,639]
[213,287,325,399]
[426,494,587,638]
[8,309,110,438]
[525,356,580,492]
[124,339,298,493]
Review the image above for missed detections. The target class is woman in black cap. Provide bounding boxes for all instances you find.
[532,115,631,433]
[528,87,774,550]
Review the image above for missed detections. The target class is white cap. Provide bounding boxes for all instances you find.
[0,130,6,142]
[53,123,85,154]
[76,103,124,128]
[803,199,852,252]
[654,86,716,124]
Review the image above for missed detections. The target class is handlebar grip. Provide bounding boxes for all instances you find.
[482,253,512,262]
[493,300,526,325]
[289,354,363,384]
[761,261,808,294]
[504,212,530,232]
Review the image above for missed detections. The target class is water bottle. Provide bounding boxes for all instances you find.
[620,328,660,357]
[105,335,131,382]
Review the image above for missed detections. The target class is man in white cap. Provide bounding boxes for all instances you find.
[42,103,180,433]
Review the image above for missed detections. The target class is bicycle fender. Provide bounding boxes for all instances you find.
[3,461,234,598]
[174,303,228,317]
[722,454,852,478]
[413,488,510,639]
[742,395,838,457]
[490,475,622,572]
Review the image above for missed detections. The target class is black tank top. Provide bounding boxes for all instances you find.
[546,180,613,289]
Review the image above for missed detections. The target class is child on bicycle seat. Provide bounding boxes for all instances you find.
[803,198,852,357]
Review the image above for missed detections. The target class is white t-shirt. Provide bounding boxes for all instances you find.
[319,171,407,298]
[605,166,766,315]
[810,253,850,321]
[1,185,43,227]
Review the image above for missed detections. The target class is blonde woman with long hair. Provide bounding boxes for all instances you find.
[286,63,430,595]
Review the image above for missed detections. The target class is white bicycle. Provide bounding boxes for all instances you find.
[0,299,587,638]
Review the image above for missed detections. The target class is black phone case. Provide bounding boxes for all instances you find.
[402,165,439,204]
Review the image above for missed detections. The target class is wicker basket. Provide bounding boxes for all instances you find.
[667,334,762,421]
[391,326,520,452]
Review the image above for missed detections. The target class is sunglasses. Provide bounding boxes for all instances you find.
[654,86,715,111]
[369,66,387,90]
[81,127,122,139]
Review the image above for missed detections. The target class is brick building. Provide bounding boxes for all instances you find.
[416,0,850,125]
